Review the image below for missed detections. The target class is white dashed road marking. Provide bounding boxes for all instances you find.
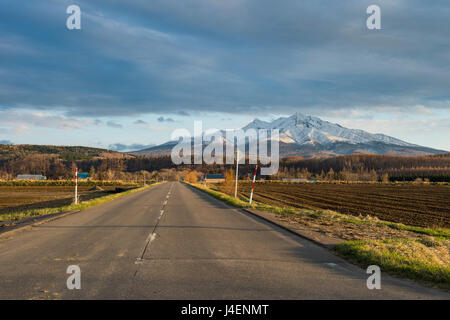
[135,183,174,267]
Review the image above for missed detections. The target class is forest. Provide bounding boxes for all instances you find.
[0,150,449,182]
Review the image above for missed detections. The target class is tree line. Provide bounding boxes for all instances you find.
[0,153,449,182]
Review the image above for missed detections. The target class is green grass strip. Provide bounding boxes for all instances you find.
[187,182,297,215]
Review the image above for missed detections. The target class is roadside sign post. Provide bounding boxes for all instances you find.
[74,167,78,205]
[234,149,239,198]
[249,165,258,204]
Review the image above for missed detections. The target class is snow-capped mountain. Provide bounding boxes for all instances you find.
[130,113,446,158]
[243,112,416,147]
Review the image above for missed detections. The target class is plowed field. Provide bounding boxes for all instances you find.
[220,182,450,228]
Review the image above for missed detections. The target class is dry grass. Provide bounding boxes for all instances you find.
[335,238,450,289]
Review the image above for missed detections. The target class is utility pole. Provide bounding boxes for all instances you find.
[234,149,239,198]
[249,165,258,205]
[74,167,78,205]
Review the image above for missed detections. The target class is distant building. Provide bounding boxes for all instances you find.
[282,178,318,182]
[204,174,225,183]
[77,173,89,179]
[16,174,47,180]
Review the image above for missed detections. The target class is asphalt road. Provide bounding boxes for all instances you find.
[0,182,448,299]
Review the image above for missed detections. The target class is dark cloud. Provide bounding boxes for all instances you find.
[108,143,154,152]
[106,121,123,128]
[0,140,13,145]
[0,0,449,116]
[133,119,147,125]
[157,116,175,123]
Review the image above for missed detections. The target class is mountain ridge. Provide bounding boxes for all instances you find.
[243,113,418,147]
[130,113,447,158]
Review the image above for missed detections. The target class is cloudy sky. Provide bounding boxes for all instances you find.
[0,0,449,151]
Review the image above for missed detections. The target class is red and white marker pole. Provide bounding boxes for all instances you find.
[234,149,239,198]
[74,167,78,204]
[249,165,258,205]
